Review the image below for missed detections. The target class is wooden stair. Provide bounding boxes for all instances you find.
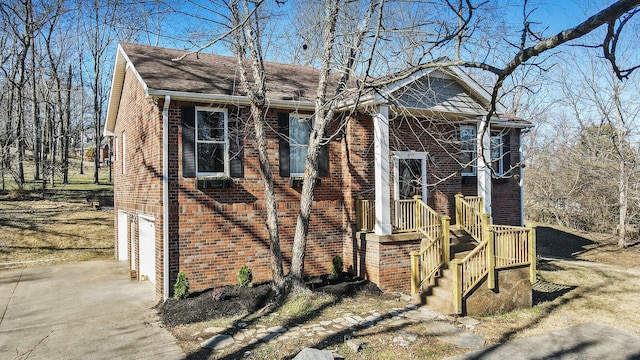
[420,229,477,314]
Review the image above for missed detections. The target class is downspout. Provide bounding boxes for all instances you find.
[519,130,525,226]
[162,95,170,300]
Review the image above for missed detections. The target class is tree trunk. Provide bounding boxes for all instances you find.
[32,41,41,181]
[251,104,285,293]
[618,163,628,248]
[63,64,72,184]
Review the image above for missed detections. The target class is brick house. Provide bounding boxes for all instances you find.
[105,42,533,306]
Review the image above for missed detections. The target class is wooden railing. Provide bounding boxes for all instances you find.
[493,225,537,283]
[451,194,537,314]
[356,194,537,314]
[355,197,375,232]
[451,239,489,313]
[354,196,451,297]
[410,201,451,296]
[455,194,488,242]
[394,199,417,232]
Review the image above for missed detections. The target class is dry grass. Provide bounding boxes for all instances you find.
[0,199,114,267]
[167,292,469,360]
[0,162,114,268]
[168,223,640,359]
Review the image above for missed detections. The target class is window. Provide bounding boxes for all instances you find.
[289,114,312,176]
[181,106,243,179]
[460,125,476,176]
[196,108,228,176]
[491,132,511,176]
[122,132,126,174]
[278,112,328,178]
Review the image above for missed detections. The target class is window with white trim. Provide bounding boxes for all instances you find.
[196,107,228,176]
[460,125,476,176]
[122,132,126,174]
[289,114,312,177]
[491,131,510,176]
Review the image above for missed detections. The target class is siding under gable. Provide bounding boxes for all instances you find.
[391,72,487,115]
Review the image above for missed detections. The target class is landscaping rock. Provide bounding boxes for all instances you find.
[438,331,486,349]
[292,348,334,360]
[268,326,287,333]
[201,334,234,350]
[346,339,365,352]
[395,330,419,343]
[205,326,226,334]
[423,321,461,336]
[343,316,359,324]
[457,317,480,328]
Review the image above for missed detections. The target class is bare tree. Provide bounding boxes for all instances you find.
[227,0,286,294]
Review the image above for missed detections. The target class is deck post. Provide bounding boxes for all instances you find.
[455,193,463,229]
[528,225,537,283]
[373,105,392,235]
[442,215,451,264]
[451,259,462,314]
[413,195,422,231]
[485,225,496,289]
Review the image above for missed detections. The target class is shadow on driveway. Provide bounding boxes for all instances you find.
[0,260,184,359]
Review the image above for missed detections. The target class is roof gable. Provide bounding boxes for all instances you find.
[390,70,488,115]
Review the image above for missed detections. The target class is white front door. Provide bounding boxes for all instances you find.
[393,152,428,202]
[117,211,128,261]
[138,215,156,285]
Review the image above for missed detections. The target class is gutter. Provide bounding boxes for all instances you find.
[162,95,170,301]
[146,89,316,111]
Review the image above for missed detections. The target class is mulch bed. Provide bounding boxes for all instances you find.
[158,273,381,327]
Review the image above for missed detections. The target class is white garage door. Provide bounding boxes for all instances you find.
[138,215,156,285]
[117,211,128,261]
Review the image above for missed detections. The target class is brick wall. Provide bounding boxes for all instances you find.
[491,129,522,226]
[347,233,420,292]
[169,104,345,294]
[112,67,165,297]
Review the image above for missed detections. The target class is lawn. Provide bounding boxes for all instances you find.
[0,159,114,268]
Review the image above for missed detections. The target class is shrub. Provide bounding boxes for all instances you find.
[331,256,343,278]
[86,147,96,160]
[211,287,225,301]
[173,271,189,300]
[237,264,253,287]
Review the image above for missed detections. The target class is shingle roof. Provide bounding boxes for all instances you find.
[105,42,531,135]
[120,42,331,102]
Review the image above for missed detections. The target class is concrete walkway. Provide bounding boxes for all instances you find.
[0,260,184,360]
[446,322,640,360]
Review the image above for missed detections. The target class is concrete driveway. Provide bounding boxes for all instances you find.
[0,260,184,360]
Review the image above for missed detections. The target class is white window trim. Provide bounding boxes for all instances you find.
[195,107,229,177]
[393,151,428,202]
[460,125,476,176]
[289,112,312,177]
